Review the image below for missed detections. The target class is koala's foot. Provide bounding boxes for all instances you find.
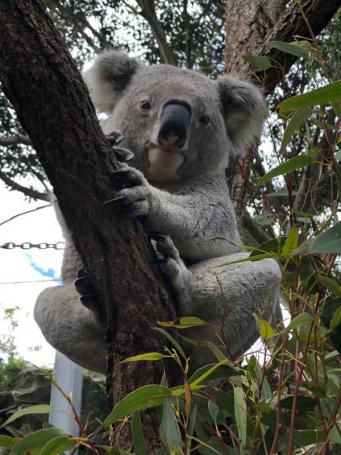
[105,167,150,217]
[151,233,192,306]
[75,269,103,319]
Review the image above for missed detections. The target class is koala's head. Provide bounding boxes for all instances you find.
[84,50,266,185]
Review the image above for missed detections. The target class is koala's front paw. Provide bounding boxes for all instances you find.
[151,233,192,304]
[75,269,103,318]
[105,167,151,217]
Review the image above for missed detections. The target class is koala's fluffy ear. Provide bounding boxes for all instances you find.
[217,76,267,156]
[83,50,141,114]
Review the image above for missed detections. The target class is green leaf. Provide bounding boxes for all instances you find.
[308,222,341,254]
[122,352,167,363]
[234,387,247,450]
[153,327,186,360]
[258,319,275,339]
[256,155,313,187]
[1,404,53,428]
[99,447,134,455]
[0,435,19,449]
[250,237,286,257]
[103,385,170,426]
[267,40,309,57]
[280,395,315,411]
[177,333,227,362]
[208,388,234,417]
[329,424,341,443]
[280,108,312,152]
[287,313,313,330]
[39,436,78,455]
[282,226,299,257]
[173,316,208,328]
[10,428,66,455]
[321,298,341,328]
[242,55,272,70]
[294,430,325,445]
[160,399,182,452]
[254,214,275,226]
[316,275,341,296]
[131,412,146,455]
[189,360,231,387]
[208,400,219,425]
[189,363,241,385]
[330,307,341,330]
[335,149,341,161]
[278,80,341,112]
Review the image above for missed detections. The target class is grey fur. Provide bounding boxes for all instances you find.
[35,50,281,373]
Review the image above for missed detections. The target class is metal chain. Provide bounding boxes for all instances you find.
[0,241,64,250]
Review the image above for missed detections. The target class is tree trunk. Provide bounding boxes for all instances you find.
[0,1,175,450]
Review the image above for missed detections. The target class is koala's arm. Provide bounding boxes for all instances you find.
[146,175,241,262]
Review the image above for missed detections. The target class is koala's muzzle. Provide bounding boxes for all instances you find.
[158,102,191,150]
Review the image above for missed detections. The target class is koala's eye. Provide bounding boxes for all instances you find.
[140,100,151,111]
[199,115,210,125]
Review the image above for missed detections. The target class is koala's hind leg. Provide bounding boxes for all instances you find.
[34,239,107,374]
[35,282,107,373]
[181,254,282,366]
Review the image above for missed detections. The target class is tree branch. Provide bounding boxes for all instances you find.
[137,0,177,65]
[225,0,340,94]
[0,1,175,449]
[0,171,48,201]
[0,134,32,146]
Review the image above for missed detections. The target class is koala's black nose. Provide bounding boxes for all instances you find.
[158,102,191,149]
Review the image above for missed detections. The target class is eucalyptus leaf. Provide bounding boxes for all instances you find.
[256,155,313,187]
[287,313,313,330]
[308,222,341,254]
[258,318,275,339]
[242,55,272,70]
[132,412,146,455]
[280,108,312,152]
[10,428,66,455]
[234,387,247,450]
[122,352,167,363]
[0,435,19,449]
[267,40,309,57]
[1,404,53,428]
[39,436,78,455]
[160,399,183,452]
[103,385,170,426]
[282,226,299,257]
[278,80,341,112]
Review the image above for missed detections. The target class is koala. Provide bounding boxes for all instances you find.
[34,50,282,373]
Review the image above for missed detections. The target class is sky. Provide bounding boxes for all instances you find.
[0,180,62,367]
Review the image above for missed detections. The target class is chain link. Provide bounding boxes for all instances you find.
[0,241,64,250]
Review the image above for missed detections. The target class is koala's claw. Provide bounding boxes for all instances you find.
[109,167,142,190]
[112,147,135,162]
[75,270,100,312]
[106,132,125,145]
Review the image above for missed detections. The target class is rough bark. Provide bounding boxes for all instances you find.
[0,1,175,451]
[225,0,340,215]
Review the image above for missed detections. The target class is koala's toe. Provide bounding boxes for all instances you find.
[151,233,180,262]
[104,186,149,217]
[75,275,97,297]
